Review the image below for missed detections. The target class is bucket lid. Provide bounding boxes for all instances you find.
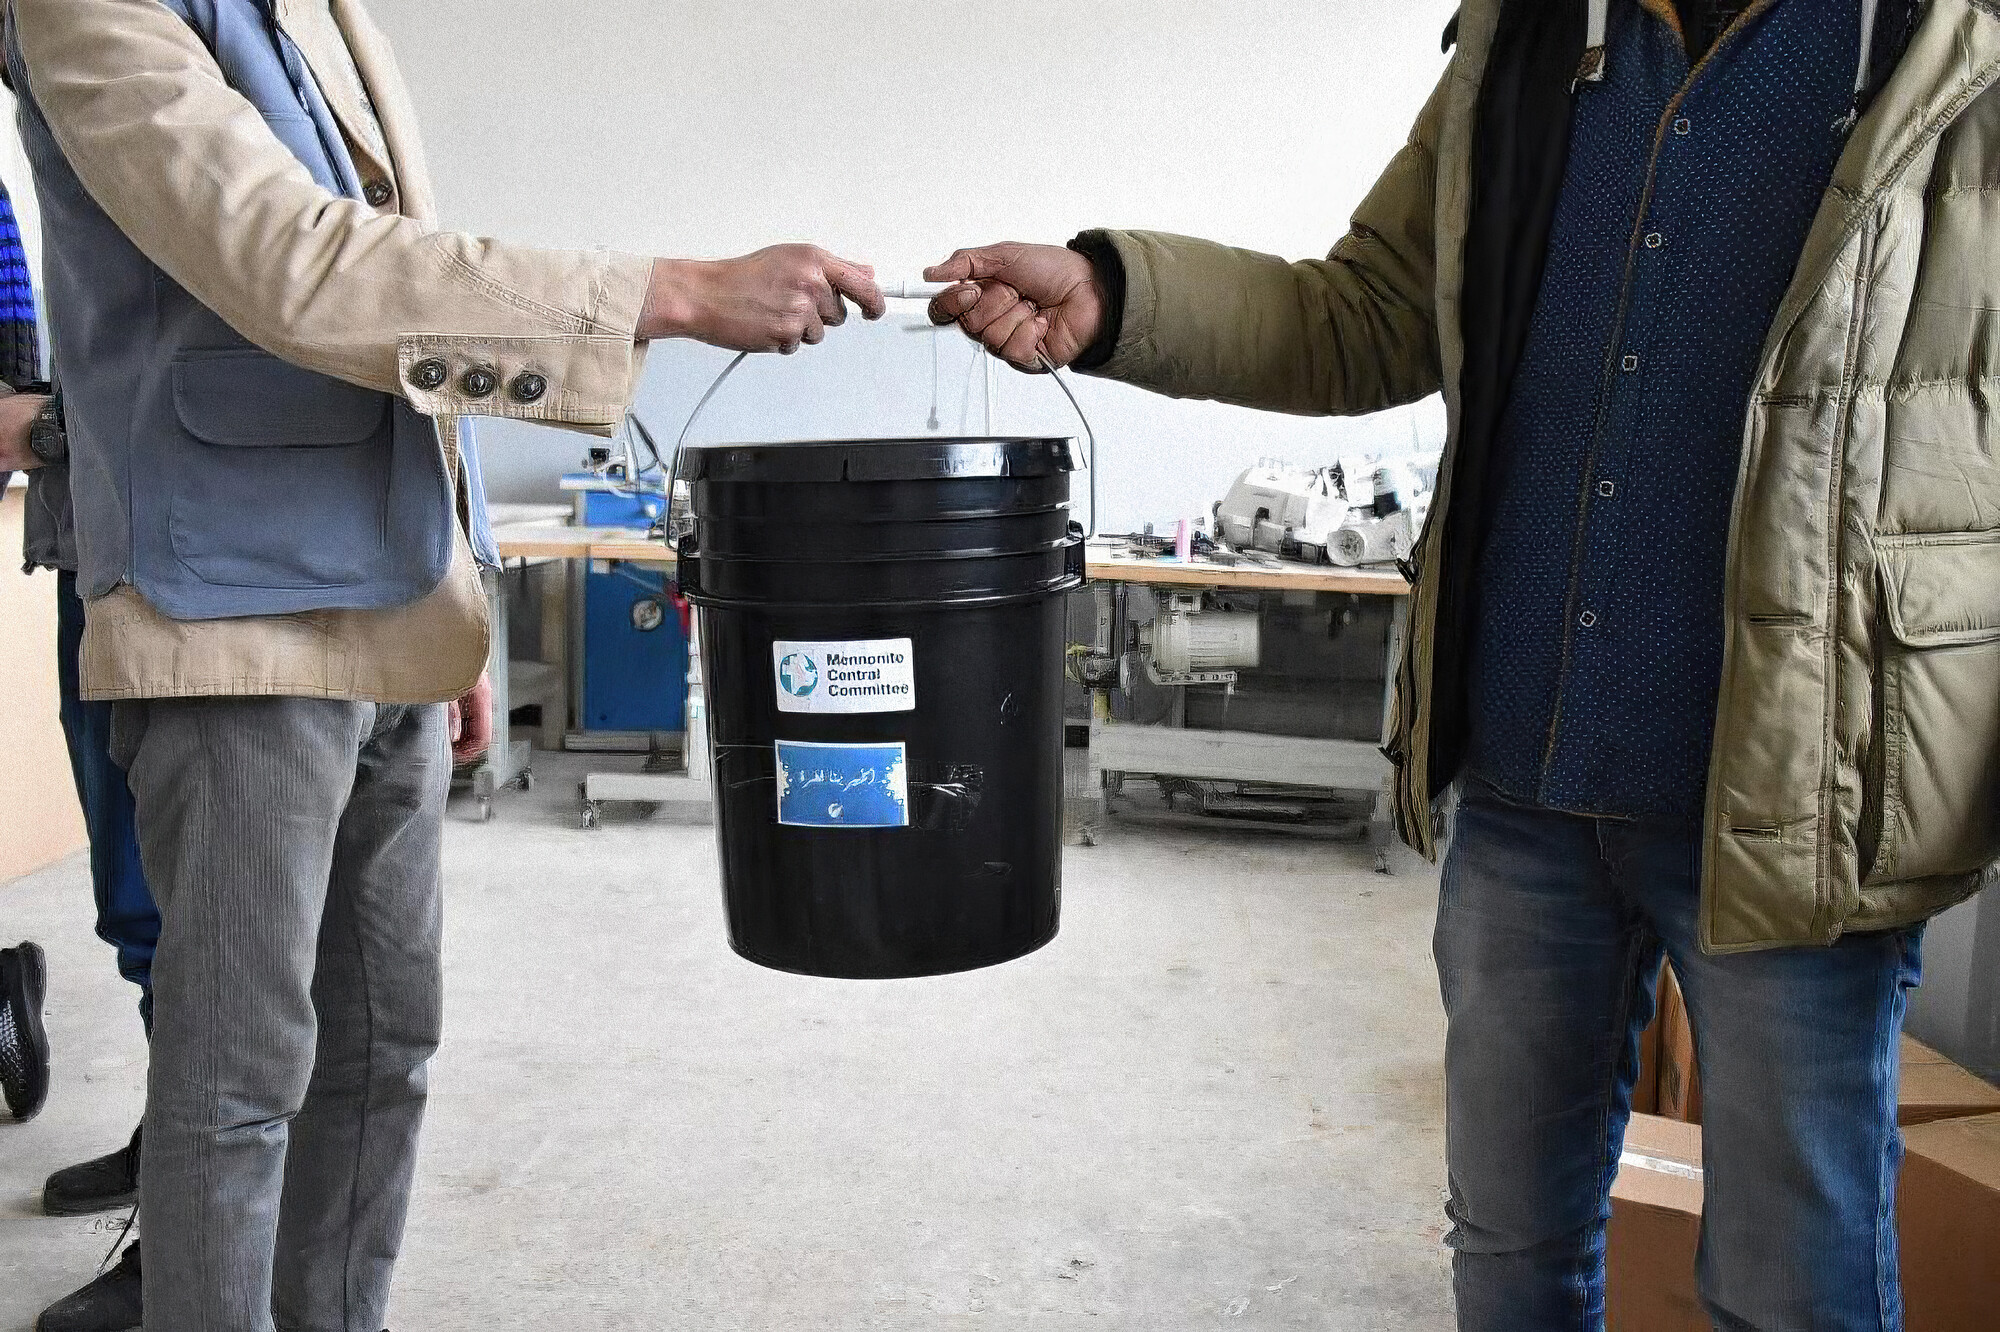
[679,436,1078,484]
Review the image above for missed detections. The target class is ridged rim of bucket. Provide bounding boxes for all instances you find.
[681,437,1079,484]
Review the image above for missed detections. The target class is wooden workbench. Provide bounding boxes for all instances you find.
[491,522,676,566]
[484,522,1410,845]
[1080,543,1410,866]
[494,526,1406,594]
[1085,548,1409,596]
[467,522,676,819]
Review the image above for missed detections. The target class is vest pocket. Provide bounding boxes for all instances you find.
[1866,533,2000,884]
[167,348,395,589]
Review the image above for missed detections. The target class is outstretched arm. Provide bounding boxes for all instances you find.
[11,0,884,433]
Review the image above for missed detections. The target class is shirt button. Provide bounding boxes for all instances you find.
[1622,354,1640,372]
[1674,117,1693,136]
[461,367,499,398]
[509,372,548,404]
[409,358,449,392]
[363,180,393,207]
[1598,480,1617,498]
[1579,610,1599,629]
[1645,231,1665,249]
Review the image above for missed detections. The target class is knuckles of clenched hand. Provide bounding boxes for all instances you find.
[921,242,1107,373]
[644,243,884,355]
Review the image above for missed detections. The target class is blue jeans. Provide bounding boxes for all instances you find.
[56,571,160,1031]
[1437,778,1922,1331]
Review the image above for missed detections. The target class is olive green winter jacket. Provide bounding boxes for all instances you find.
[1082,0,2000,952]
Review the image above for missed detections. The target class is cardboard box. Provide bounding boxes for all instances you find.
[1898,1113,2000,1331]
[1613,1111,2000,1331]
[1641,967,1999,1129]
[1900,1036,2000,1127]
[1607,1113,1706,1332]
[1654,965,1702,1124]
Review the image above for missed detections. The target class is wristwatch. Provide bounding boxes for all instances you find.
[26,391,65,465]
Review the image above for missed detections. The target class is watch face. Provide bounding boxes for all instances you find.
[29,403,65,464]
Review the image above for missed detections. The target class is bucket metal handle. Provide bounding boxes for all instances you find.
[666,347,1100,541]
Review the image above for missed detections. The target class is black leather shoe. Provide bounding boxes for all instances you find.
[37,1243,142,1332]
[1,942,51,1122]
[43,1125,141,1217]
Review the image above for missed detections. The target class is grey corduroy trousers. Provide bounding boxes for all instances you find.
[113,697,449,1332]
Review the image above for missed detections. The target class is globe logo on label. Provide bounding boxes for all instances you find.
[778,653,820,698]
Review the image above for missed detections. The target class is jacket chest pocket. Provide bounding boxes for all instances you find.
[1866,534,2000,884]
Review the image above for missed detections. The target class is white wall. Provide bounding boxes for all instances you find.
[370,0,1457,531]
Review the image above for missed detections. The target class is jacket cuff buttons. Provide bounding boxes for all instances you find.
[407,358,552,409]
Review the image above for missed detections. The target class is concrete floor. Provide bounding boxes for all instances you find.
[1,754,1452,1330]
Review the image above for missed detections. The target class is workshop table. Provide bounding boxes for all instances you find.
[491,524,677,566]
[1080,545,1412,867]
[485,521,705,825]
[1086,549,1410,599]
[481,525,1412,850]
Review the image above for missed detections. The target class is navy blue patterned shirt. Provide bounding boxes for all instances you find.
[1465,0,1862,820]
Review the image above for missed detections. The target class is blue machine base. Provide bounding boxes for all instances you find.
[581,562,687,734]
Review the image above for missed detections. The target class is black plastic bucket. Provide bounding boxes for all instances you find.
[676,437,1085,979]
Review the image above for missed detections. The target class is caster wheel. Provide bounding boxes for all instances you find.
[1080,827,1099,848]
[478,798,495,823]
[518,768,536,792]
[1374,850,1392,875]
[582,803,602,831]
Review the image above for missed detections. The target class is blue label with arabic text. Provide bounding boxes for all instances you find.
[775,741,910,829]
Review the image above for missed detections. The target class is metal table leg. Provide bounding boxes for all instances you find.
[471,565,534,821]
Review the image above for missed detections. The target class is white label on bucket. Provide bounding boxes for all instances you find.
[772,639,916,714]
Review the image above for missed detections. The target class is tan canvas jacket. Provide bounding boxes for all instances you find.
[11,0,656,703]
[1084,0,2000,952]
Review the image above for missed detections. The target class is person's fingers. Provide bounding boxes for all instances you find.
[823,255,887,321]
[477,679,495,735]
[924,245,1023,286]
[980,299,1040,362]
[928,282,982,326]
[998,309,1051,370]
[924,249,982,284]
[799,309,828,348]
[813,276,848,328]
[960,282,1025,338]
[450,676,494,764]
